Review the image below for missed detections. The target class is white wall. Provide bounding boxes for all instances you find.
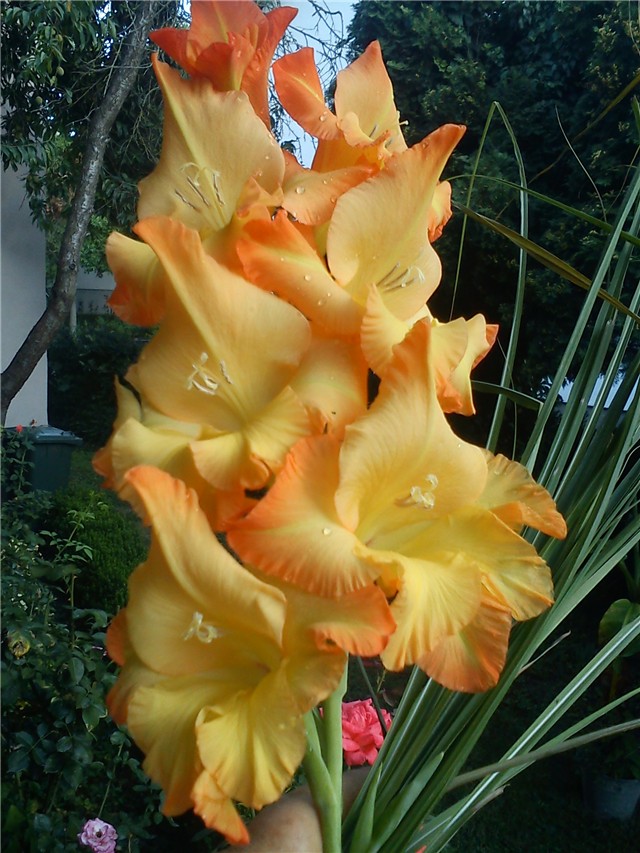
[1,167,48,427]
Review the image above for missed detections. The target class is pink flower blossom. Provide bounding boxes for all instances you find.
[15,424,23,433]
[77,818,117,853]
[341,698,392,767]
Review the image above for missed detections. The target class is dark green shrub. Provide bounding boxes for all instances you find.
[48,315,152,448]
[1,518,224,852]
[40,487,148,615]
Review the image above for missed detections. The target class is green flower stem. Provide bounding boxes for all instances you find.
[303,713,341,853]
[302,664,349,852]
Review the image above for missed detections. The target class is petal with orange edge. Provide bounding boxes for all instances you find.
[428,181,453,242]
[266,574,395,660]
[106,232,166,326]
[273,48,340,139]
[334,42,407,157]
[238,211,363,336]
[430,314,498,416]
[238,5,299,126]
[327,126,465,318]
[281,152,375,226]
[418,596,513,693]
[192,770,249,845]
[228,435,377,596]
[480,452,567,539]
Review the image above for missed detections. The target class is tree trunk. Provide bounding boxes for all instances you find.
[1,0,162,425]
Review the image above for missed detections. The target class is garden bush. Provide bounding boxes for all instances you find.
[40,488,148,615]
[0,437,223,851]
[48,315,152,448]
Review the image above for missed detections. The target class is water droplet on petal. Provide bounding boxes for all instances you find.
[319,114,327,122]
[330,196,337,204]
[295,186,305,195]
[304,274,312,282]
[322,527,332,536]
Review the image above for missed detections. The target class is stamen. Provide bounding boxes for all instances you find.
[219,360,234,385]
[185,174,211,207]
[183,611,223,643]
[174,189,197,210]
[186,352,219,396]
[395,473,438,510]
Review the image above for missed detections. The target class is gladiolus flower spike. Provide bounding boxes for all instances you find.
[96,1,567,845]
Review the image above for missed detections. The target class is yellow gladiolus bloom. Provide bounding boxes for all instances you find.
[229,322,566,692]
[107,466,394,842]
[108,56,285,327]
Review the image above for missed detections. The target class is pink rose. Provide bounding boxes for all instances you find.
[341,699,392,767]
[77,818,118,853]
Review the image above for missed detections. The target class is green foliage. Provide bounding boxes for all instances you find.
[1,486,224,851]
[348,1,640,397]
[41,488,148,615]
[1,0,186,272]
[1,426,36,499]
[48,315,152,447]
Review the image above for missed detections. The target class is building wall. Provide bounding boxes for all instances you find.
[1,167,48,427]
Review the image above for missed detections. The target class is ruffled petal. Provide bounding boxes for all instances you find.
[378,551,483,671]
[228,436,377,596]
[414,507,554,621]
[196,667,307,809]
[480,451,568,539]
[127,675,234,816]
[191,770,249,845]
[418,596,513,693]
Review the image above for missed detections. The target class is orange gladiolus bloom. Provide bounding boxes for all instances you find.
[151,0,297,126]
[107,466,394,843]
[229,323,566,693]
[239,125,465,367]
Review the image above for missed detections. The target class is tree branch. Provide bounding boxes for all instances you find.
[1,0,162,424]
